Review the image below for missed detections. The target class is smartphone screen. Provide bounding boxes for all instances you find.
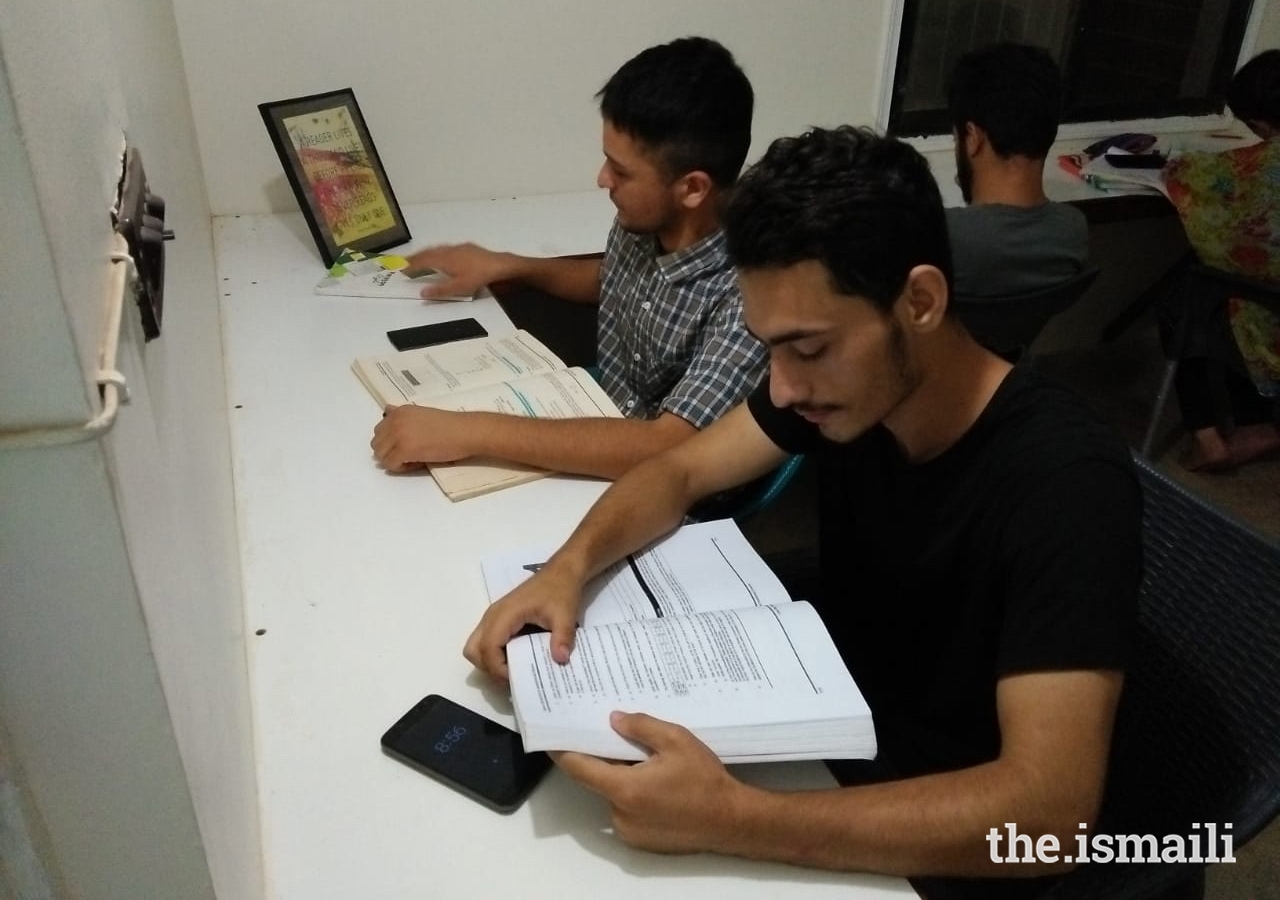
[381,694,551,813]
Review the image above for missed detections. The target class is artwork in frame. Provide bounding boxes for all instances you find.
[258,88,410,267]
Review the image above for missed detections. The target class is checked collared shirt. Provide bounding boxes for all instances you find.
[596,220,766,428]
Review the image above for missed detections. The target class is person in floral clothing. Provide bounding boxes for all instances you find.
[1162,49,1280,470]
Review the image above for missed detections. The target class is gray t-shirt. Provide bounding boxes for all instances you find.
[947,202,1089,299]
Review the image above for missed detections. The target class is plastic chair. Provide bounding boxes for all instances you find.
[725,454,806,522]
[582,366,805,523]
[954,265,1101,362]
[1139,260,1280,457]
[1041,456,1280,899]
[687,455,806,524]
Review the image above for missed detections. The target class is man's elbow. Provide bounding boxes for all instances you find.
[1019,784,1107,874]
[621,416,696,466]
[986,754,1108,874]
[982,819,1097,876]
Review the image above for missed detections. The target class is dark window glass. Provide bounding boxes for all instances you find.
[889,0,1257,138]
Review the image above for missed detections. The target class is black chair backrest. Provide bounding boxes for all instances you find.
[1184,261,1280,299]
[955,265,1101,362]
[1172,262,1280,322]
[1043,457,1280,899]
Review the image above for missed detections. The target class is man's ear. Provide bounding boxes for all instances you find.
[962,121,987,157]
[675,170,714,210]
[899,265,950,333]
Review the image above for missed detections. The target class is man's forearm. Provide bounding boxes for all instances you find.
[535,403,790,596]
[547,445,699,588]
[458,420,704,676]
[460,412,694,480]
[711,669,1122,878]
[722,759,1090,878]
[506,254,602,305]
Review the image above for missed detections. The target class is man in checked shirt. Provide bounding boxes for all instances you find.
[371,37,767,480]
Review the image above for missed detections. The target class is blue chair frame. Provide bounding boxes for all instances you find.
[584,365,805,523]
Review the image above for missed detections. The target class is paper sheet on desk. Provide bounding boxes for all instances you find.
[479,519,793,627]
[314,249,474,301]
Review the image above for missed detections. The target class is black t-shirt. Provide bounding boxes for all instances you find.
[748,365,1143,778]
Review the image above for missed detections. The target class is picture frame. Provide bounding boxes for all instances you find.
[258,88,410,267]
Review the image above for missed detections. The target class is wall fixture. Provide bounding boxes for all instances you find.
[113,147,173,340]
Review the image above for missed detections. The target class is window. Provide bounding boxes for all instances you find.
[888,0,1259,138]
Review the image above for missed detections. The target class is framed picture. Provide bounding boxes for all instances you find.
[259,88,410,267]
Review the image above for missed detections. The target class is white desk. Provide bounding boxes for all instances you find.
[215,193,915,900]
[921,126,1254,216]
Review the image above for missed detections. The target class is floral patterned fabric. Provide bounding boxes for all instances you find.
[1165,139,1280,397]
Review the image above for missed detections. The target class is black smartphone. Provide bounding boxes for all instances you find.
[380,694,551,813]
[387,318,487,351]
[1083,132,1156,157]
[1104,151,1168,169]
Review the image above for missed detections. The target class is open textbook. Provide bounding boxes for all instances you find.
[481,519,877,764]
[315,250,473,301]
[352,330,623,500]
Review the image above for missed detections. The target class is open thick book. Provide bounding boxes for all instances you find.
[482,519,877,764]
[352,330,623,501]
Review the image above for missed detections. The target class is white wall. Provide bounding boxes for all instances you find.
[177,0,892,214]
[0,0,262,896]
[178,0,1280,218]
[1259,0,1280,55]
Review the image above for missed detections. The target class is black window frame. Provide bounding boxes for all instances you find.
[887,0,1260,139]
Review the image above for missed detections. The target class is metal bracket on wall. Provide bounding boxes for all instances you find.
[113,146,173,340]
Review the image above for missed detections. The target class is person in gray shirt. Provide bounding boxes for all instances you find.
[946,43,1089,300]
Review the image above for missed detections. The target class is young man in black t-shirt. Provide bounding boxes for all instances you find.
[464,126,1143,898]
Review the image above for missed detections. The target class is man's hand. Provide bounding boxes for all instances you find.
[555,712,747,855]
[463,564,584,681]
[371,405,473,472]
[402,242,515,300]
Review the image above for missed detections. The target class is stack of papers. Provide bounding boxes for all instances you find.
[314,249,472,301]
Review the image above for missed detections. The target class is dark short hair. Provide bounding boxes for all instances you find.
[597,37,754,188]
[724,126,952,314]
[1228,49,1280,128]
[947,42,1063,159]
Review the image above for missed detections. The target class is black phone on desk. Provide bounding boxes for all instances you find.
[387,318,487,351]
[381,694,552,813]
[1104,151,1168,169]
[1083,132,1157,157]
